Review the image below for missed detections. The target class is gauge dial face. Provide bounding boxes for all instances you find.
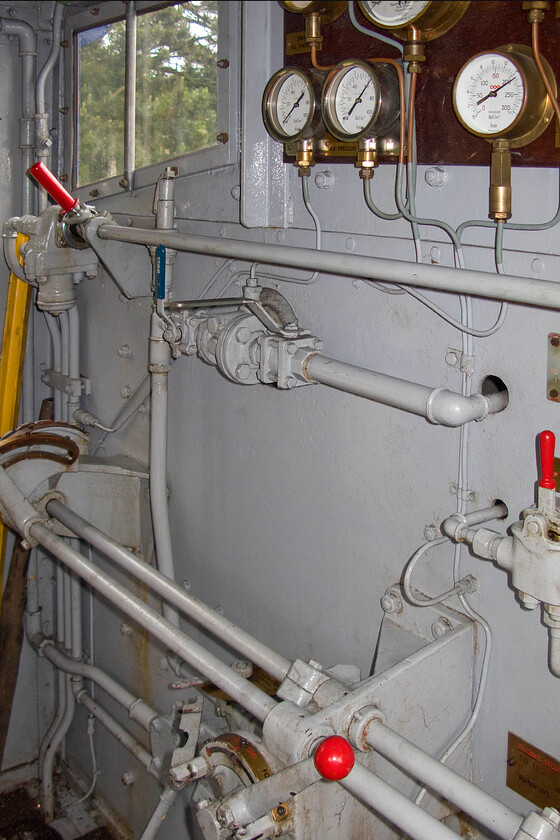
[453,53,525,137]
[263,69,315,141]
[359,0,431,27]
[322,62,381,140]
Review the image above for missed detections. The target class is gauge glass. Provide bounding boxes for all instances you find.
[323,62,380,139]
[263,69,315,141]
[359,0,430,27]
[454,53,525,136]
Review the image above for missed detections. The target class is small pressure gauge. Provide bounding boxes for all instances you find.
[262,68,320,142]
[453,45,555,148]
[321,59,399,142]
[279,1,347,24]
[357,1,469,41]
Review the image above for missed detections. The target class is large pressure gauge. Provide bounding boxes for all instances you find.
[321,59,399,142]
[357,1,470,41]
[262,67,320,142]
[453,45,555,148]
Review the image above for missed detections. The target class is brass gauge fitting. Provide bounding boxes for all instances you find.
[489,139,512,221]
[295,138,316,176]
[355,138,378,179]
[279,1,347,47]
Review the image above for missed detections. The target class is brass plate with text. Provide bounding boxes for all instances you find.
[507,733,560,808]
[285,31,310,55]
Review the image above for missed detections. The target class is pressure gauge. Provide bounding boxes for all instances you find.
[357,1,469,41]
[321,59,399,141]
[262,67,320,142]
[279,1,347,25]
[453,45,555,148]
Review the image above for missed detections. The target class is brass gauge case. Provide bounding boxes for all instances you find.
[453,44,555,149]
[321,59,400,143]
[278,1,347,25]
[262,67,323,143]
[357,1,470,42]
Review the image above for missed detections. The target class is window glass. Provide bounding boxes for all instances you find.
[76,21,126,186]
[136,2,219,169]
[75,2,219,187]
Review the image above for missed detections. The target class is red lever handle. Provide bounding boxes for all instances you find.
[29,162,78,214]
[539,430,556,490]
[314,735,355,781]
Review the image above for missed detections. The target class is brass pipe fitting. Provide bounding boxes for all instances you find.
[489,139,512,221]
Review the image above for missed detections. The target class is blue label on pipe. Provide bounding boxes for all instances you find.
[156,245,166,300]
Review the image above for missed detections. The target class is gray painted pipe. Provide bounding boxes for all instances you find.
[139,788,178,840]
[124,1,136,189]
[339,761,460,840]
[365,722,523,840]
[306,355,507,426]
[94,224,560,311]
[28,520,277,722]
[46,500,291,681]
[76,690,159,778]
[38,640,158,730]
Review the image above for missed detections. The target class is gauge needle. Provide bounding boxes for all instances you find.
[347,80,371,117]
[476,76,515,106]
[283,92,304,124]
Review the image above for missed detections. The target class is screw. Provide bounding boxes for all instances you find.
[59,173,69,182]
[424,525,440,541]
[507,758,516,767]
[120,384,132,399]
[118,344,131,358]
[216,132,229,144]
[312,339,323,350]
[285,342,297,356]
[120,622,133,636]
[119,177,128,189]
[276,805,287,817]
[551,336,560,347]
[59,106,69,115]
[231,185,241,200]
[217,58,229,69]
[550,390,559,399]
[89,189,99,198]
[121,771,134,786]
[90,7,100,14]
[60,40,69,48]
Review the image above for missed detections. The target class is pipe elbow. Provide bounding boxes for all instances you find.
[426,390,507,427]
[0,19,37,55]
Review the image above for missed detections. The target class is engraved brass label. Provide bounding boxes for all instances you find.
[285,31,310,55]
[507,733,560,808]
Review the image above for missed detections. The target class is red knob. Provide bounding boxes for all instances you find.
[29,162,78,214]
[539,430,556,490]
[314,736,355,781]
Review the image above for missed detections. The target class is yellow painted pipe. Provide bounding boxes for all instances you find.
[0,234,31,599]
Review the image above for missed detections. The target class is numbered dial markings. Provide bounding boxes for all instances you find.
[323,62,381,140]
[358,0,430,27]
[454,54,525,136]
[263,69,315,142]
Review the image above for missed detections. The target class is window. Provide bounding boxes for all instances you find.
[70,1,231,191]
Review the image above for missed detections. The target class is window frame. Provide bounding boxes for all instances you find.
[64,0,239,199]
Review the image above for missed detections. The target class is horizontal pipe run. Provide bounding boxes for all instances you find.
[94,224,560,311]
[28,521,276,723]
[76,690,159,779]
[46,500,291,682]
[340,761,460,840]
[38,640,158,730]
[365,722,523,840]
[306,356,507,426]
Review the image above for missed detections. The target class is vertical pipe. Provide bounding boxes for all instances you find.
[59,310,69,422]
[67,305,81,422]
[124,1,136,189]
[44,314,62,420]
[36,2,64,213]
[139,788,178,840]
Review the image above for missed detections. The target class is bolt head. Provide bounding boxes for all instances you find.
[121,771,134,786]
[381,590,402,614]
[284,376,297,389]
[235,363,252,381]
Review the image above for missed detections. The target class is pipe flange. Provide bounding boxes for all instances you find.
[21,514,50,548]
[348,706,385,752]
[35,490,66,521]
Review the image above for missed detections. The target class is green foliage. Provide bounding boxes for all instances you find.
[77,2,218,186]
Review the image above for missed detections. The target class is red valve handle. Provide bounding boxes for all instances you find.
[539,430,556,490]
[29,162,78,214]
[314,735,355,781]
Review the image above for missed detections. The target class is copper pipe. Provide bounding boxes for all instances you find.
[531,21,560,133]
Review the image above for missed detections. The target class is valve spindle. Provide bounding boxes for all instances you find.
[29,162,78,214]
